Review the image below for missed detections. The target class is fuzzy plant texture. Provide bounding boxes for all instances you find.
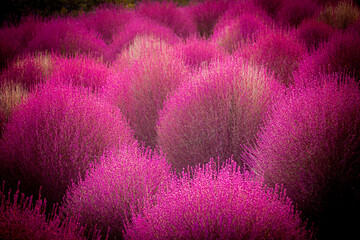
[0,83,136,206]
[157,55,284,173]
[62,144,172,240]
[242,74,360,239]
[0,183,102,240]
[106,35,189,149]
[125,158,313,240]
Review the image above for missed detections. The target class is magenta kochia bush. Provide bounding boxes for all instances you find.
[295,19,335,52]
[0,183,102,240]
[242,74,360,239]
[275,0,319,27]
[297,30,360,81]
[0,83,136,205]
[48,55,113,93]
[62,144,171,239]
[26,17,108,58]
[240,29,307,86]
[212,13,269,53]
[105,16,179,63]
[125,159,313,240]
[107,35,189,148]
[157,56,283,172]
[136,1,196,38]
[175,36,225,70]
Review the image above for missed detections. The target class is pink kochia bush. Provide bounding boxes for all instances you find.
[240,29,307,86]
[62,144,171,240]
[136,1,196,38]
[297,30,360,81]
[0,183,101,240]
[48,55,113,93]
[242,74,360,239]
[106,35,189,148]
[25,16,108,58]
[125,159,313,240]
[275,0,319,27]
[175,36,225,70]
[157,56,283,172]
[0,83,136,205]
[212,13,269,54]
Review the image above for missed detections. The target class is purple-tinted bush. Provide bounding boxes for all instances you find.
[105,16,179,63]
[275,0,319,27]
[63,144,171,239]
[242,74,360,239]
[106,35,189,148]
[240,29,307,85]
[48,54,113,93]
[297,30,360,81]
[212,13,269,53]
[295,18,335,51]
[136,1,196,38]
[0,183,102,240]
[0,52,55,90]
[26,17,108,58]
[157,56,283,172]
[0,83,136,205]
[175,36,225,70]
[254,0,284,18]
[188,0,234,38]
[80,5,133,44]
[125,159,313,240]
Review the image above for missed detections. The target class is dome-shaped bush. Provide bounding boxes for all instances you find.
[0,83,136,206]
[157,56,283,172]
[62,144,171,239]
[297,30,360,81]
[242,74,360,239]
[240,29,307,86]
[125,159,313,240]
[106,35,189,148]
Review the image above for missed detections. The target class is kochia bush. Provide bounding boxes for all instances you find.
[157,56,283,172]
[0,83,136,206]
[62,144,172,239]
[125,159,313,240]
[242,74,360,239]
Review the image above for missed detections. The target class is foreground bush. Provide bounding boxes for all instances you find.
[62,144,171,239]
[157,56,283,172]
[243,74,360,239]
[107,35,189,148]
[0,183,102,240]
[125,159,313,240]
[0,83,136,206]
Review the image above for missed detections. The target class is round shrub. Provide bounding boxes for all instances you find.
[136,1,196,38]
[175,36,225,70]
[62,144,172,239]
[318,0,360,30]
[105,15,180,63]
[212,13,269,54]
[125,159,313,240]
[242,74,360,239]
[106,35,189,148]
[298,30,360,81]
[156,56,283,172]
[240,29,307,86]
[295,18,335,51]
[48,54,113,93]
[26,16,108,58]
[0,52,55,91]
[0,83,136,206]
[0,183,102,240]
